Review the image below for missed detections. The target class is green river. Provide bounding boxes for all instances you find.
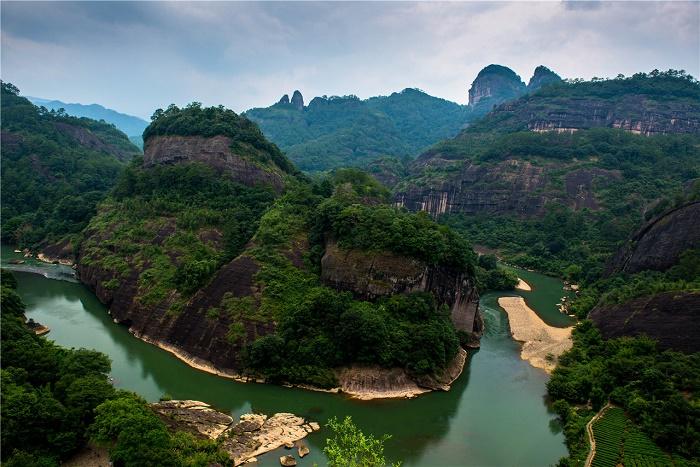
[2,246,573,466]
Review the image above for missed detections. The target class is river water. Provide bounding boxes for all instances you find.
[2,246,570,466]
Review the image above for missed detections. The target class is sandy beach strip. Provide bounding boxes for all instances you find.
[515,278,532,291]
[498,296,572,373]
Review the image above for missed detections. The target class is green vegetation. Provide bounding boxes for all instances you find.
[464,69,699,134]
[81,159,275,306]
[144,102,297,175]
[475,254,518,291]
[242,180,468,386]
[324,416,401,467]
[1,82,140,248]
[568,249,700,319]
[591,407,626,467]
[0,270,230,466]
[547,322,699,465]
[317,200,474,270]
[245,88,471,172]
[591,407,676,467]
[439,129,699,279]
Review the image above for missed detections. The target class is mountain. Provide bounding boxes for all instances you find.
[1,82,141,249]
[394,70,700,276]
[28,96,149,141]
[245,88,472,172]
[588,200,700,353]
[245,65,562,173]
[467,64,526,111]
[74,103,481,395]
[527,65,562,92]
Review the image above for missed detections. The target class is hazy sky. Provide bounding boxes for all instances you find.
[2,1,698,119]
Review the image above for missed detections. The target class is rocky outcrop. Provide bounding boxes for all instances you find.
[491,94,700,136]
[589,291,700,353]
[143,135,285,192]
[277,94,290,105]
[468,65,526,111]
[320,241,481,345]
[291,90,304,110]
[77,227,265,375]
[335,347,467,399]
[527,65,562,92]
[394,158,622,218]
[606,201,700,275]
[151,400,320,466]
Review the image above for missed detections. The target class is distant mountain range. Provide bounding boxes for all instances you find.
[26,64,563,171]
[27,97,148,146]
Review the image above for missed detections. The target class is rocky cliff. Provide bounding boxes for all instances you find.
[605,201,700,275]
[291,90,304,110]
[396,72,700,220]
[495,94,700,135]
[468,64,526,111]
[394,158,621,218]
[589,291,700,353]
[321,240,482,346]
[143,135,285,192]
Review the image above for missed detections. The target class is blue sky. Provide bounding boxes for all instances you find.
[2,1,698,119]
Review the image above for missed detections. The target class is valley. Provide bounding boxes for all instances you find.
[3,248,570,466]
[2,60,698,466]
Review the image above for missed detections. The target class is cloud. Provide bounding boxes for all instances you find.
[1,1,698,118]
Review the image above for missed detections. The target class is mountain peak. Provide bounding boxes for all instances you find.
[291,90,304,110]
[277,94,290,105]
[527,66,562,92]
[468,64,525,108]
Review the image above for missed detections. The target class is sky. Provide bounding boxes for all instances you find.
[2,1,699,119]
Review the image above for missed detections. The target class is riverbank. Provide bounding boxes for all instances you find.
[498,296,573,372]
[13,268,569,466]
[133,328,466,400]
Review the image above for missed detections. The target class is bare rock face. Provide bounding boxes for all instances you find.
[394,158,621,219]
[153,400,234,439]
[589,291,700,353]
[143,135,284,192]
[606,201,700,275]
[277,94,290,105]
[468,64,526,110]
[492,94,700,136]
[291,90,304,110]
[150,401,319,466]
[77,238,265,375]
[320,241,481,345]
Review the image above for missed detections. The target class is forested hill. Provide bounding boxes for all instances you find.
[1,82,141,249]
[395,70,700,277]
[244,88,471,172]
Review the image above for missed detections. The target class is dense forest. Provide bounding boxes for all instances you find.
[1,82,140,249]
[83,159,476,388]
[245,88,472,172]
[0,270,231,466]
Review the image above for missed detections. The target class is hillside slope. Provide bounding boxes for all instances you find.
[395,70,700,276]
[245,88,471,172]
[76,105,481,395]
[1,82,141,249]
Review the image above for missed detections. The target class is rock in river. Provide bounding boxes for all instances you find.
[151,400,319,466]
